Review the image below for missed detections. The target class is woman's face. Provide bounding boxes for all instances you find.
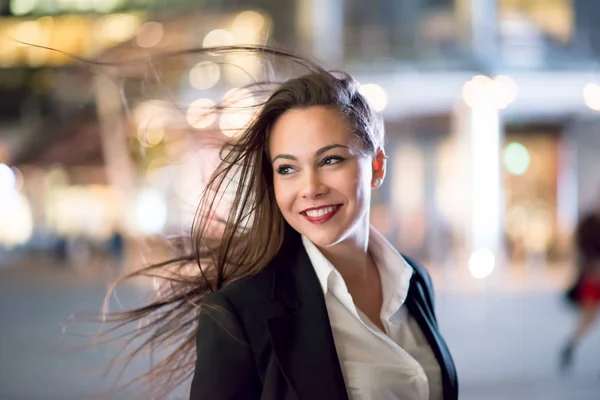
[269,106,384,248]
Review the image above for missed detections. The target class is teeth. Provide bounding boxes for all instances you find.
[305,206,337,218]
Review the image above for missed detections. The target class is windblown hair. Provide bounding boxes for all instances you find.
[100,45,384,398]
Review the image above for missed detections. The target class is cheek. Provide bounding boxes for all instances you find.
[273,179,293,212]
[347,162,372,197]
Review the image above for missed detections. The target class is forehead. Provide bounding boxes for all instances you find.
[269,106,356,153]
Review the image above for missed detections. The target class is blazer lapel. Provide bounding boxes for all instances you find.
[405,279,458,400]
[265,233,348,400]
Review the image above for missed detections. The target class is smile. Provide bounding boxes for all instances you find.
[300,204,342,224]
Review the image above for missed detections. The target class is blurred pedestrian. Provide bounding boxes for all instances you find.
[560,207,600,372]
[53,236,68,263]
[107,231,125,276]
[105,46,458,399]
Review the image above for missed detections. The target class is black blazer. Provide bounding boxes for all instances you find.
[190,232,458,400]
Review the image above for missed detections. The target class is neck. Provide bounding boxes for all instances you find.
[318,218,372,281]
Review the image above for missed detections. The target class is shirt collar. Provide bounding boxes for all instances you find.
[301,226,414,311]
[369,228,414,317]
[301,235,335,295]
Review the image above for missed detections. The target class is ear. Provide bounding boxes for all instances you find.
[371,148,387,188]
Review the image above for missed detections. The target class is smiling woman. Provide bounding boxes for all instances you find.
[269,106,382,249]
[105,46,458,400]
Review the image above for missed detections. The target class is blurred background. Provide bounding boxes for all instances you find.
[1,0,600,399]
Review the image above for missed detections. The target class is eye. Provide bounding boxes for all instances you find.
[320,155,345,167]
[276,164,295,175]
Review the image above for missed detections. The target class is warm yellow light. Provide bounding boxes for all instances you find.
[0,24,19,67]
[231,10,266,44]
[146,157,167,183]
[133,100,171,126]
[46,185,118,240]
[97,13,142,45]
[14,20,42,46]
[133,100,173,146]
[233,11,265,32]
[222,53,261,85]
[137,118,165,147]
[203,29,234,48]
[136,21,164,48]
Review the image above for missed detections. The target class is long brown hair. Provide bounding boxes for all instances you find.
[100,45,384,398]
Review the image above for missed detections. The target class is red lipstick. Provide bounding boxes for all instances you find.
[300,204,342,224]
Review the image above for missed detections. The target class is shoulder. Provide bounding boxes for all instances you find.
[370,227,434,294]
[215,230,303,309]
[212,262,277,311]
[401,254,436,310]
[402,254,434,288]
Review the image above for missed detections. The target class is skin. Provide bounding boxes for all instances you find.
[269,105,387,330]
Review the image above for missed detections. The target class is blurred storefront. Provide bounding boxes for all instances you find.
[1,0,600,289]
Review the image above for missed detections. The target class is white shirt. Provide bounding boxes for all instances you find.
[302,228,443,400]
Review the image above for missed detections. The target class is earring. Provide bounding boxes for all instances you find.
[372,178,382,188]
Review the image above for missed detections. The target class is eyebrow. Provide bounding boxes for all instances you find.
[271,144,349,163]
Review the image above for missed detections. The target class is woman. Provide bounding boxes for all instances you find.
[108,47,457,400]
[560,210,600,371]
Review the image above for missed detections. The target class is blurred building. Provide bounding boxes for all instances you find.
[1,0,600,286]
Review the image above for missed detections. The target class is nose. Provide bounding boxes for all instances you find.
[300,169,328,199]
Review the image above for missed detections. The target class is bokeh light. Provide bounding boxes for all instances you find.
[10,0,37,16]
[469,248,496,279]
[231,10,266,44]
[45,186,118,240]
[133,188,168,235]
[0,163,17,194]
[97,13,142,45]
[136,21,164,48]
[218,87,257,137]
[14,20,43,46]
[506,205,529,240]
[462,75,518,109]
[0,192,34,247]
[359,83,388,112]
[189,61,221,90]
[137,118,165,147]
[186,98,216,129]
[583,82,600,111]
[133,100,172,147]
[203,29,234,48]
[233,11,265,32]
[492,75,519,108]
[11,166,24,192]
[503,142,530,175]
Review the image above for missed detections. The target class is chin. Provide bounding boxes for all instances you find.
[302,227,347,248]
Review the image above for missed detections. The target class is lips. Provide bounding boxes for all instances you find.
[300,204,342,224]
